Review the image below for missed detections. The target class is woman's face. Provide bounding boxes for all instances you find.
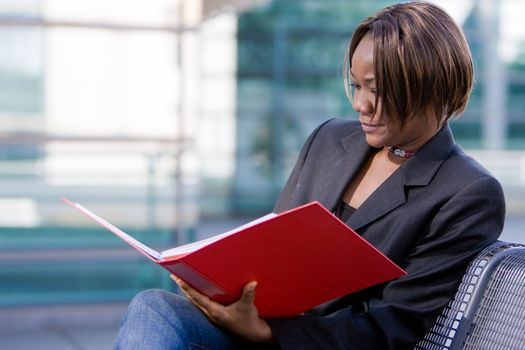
[350,35,439,150]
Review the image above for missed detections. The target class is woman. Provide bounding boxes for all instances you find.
[115,2,505,349]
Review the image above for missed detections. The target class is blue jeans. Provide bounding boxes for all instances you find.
[114,289,279,350]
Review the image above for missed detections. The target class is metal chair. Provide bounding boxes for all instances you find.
[415,240,525,350]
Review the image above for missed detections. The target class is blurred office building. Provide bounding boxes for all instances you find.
[0,0,525,306]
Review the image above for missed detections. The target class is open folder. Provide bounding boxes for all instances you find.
[63,198,406,317]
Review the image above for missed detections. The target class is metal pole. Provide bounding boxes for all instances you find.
[271,21,287,193]
[478,0,506,149]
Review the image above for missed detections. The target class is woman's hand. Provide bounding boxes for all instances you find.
[171,275,274,343]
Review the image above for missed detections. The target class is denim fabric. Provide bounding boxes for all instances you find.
[114,289,277,350]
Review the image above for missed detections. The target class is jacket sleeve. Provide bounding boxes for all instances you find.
[268,175,505,350]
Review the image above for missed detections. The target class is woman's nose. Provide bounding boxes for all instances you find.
[352,99,362,113]
[352,92,372,114]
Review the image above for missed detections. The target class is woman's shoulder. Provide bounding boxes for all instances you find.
[311,118,362,140]
[448,145,499,180]
[436,146,504,203]
[319,118,361,131]
[418,125,500,186]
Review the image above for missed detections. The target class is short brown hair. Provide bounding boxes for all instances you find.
[344,1,474,126]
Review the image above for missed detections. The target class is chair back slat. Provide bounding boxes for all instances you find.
[415,241,525,350]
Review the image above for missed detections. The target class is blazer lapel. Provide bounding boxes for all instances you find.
[346,123,456,231]
[315,128,374,213]
[347,169,406,231]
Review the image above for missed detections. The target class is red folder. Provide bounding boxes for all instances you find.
[63,198,406,317]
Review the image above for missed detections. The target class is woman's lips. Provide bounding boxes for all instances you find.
[361,122,381,133]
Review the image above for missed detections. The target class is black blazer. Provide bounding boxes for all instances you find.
[267,119,505,349]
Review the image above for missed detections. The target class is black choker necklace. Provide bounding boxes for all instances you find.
[389,147,415,159]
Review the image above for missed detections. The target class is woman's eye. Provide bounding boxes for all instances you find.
[350,83,361,90]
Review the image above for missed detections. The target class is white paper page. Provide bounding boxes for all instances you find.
[62,198,161,260]
[160,213,277,259]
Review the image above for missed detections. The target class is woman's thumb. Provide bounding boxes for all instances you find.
[241,281,257,305]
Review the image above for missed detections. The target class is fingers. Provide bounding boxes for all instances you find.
[171,276,259,326]
[190,294,225,326]
[171,275,257,309]
[171,275,191,299]
[171,275,200,302]
[172,276,225,323]
[170,277,269,341]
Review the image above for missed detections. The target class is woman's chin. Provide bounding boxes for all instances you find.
[364,136,388,149]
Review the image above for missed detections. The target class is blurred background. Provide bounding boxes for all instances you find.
[0,0,524,348]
